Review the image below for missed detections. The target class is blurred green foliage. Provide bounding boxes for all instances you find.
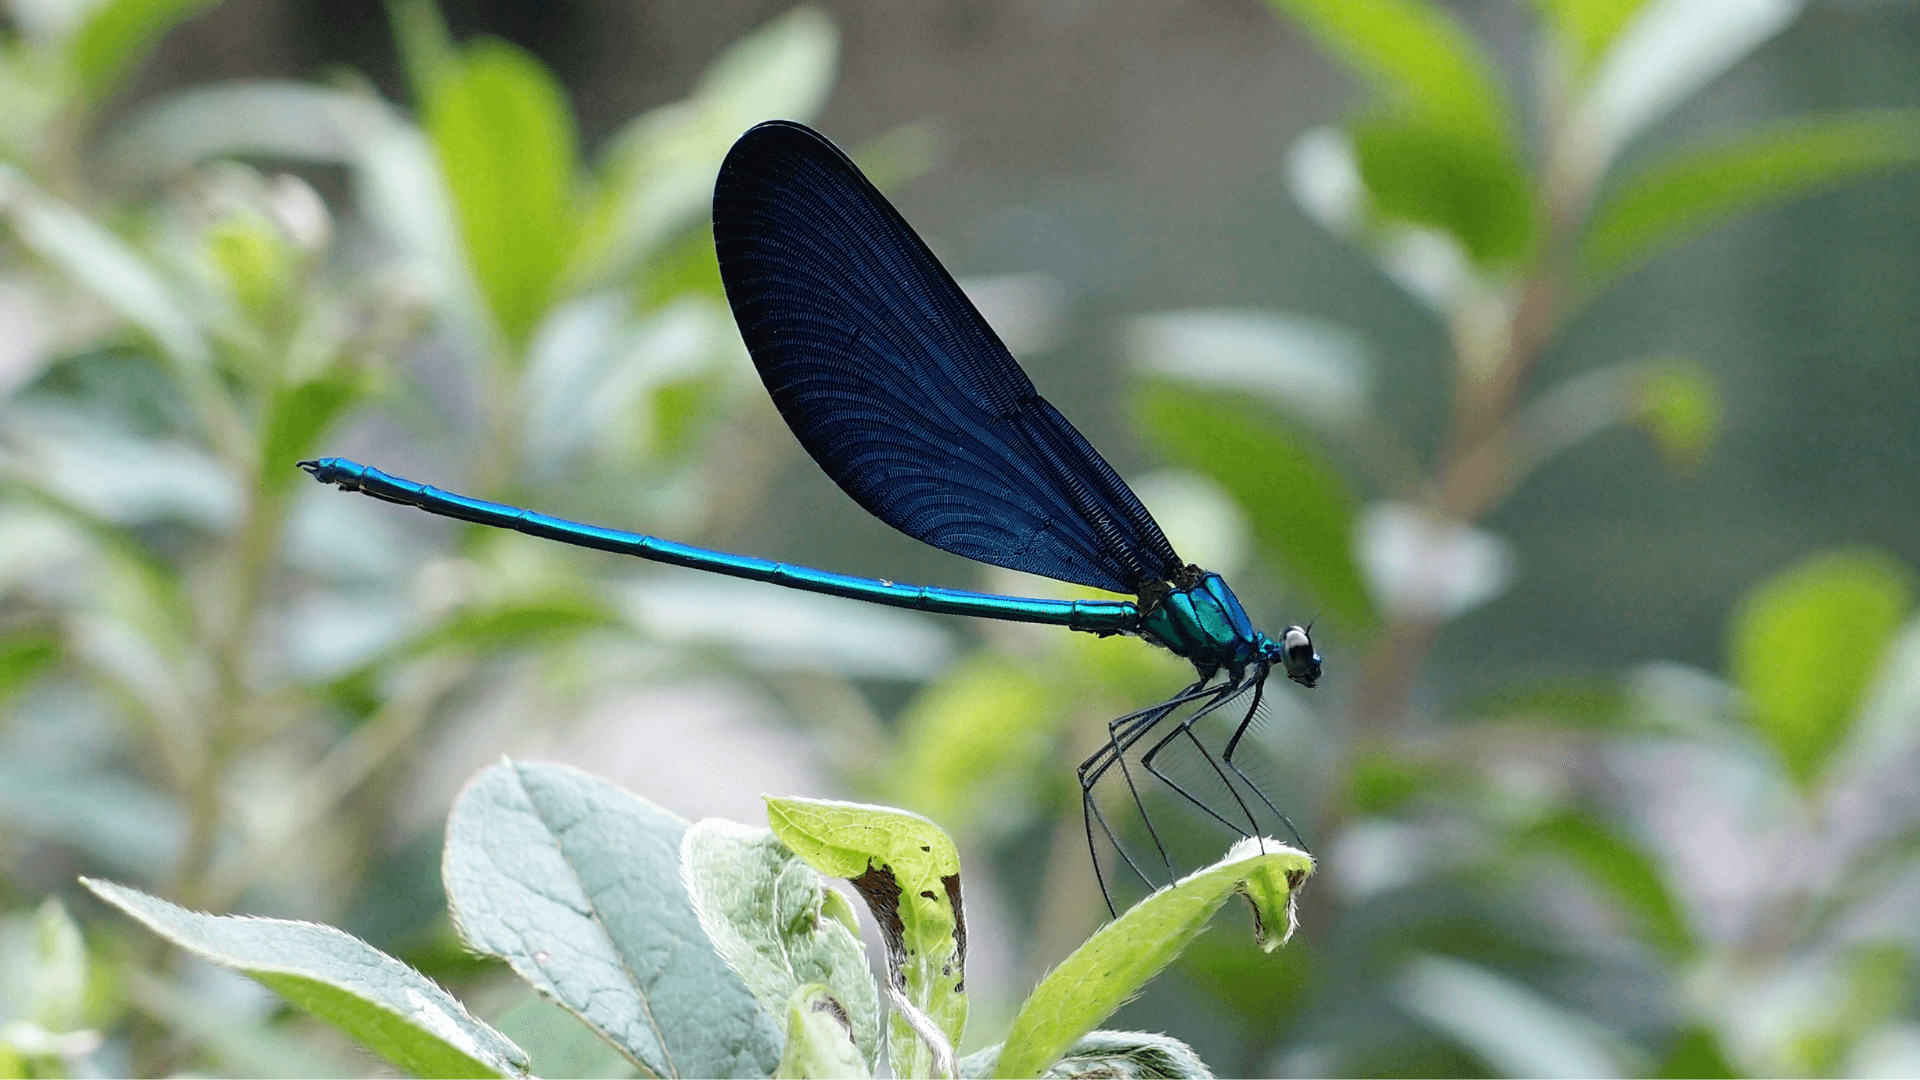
[0,0,1917,1076]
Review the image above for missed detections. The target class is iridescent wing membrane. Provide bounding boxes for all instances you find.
[712,120,1183,596]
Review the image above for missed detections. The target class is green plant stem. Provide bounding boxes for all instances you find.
[170,472,289,909]
[201,655,472,910]
[1330,88,1596,833]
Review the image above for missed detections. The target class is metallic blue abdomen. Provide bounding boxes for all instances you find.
[1139,573,1261,672]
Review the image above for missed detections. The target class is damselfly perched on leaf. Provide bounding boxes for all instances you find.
[302,121,1321,912]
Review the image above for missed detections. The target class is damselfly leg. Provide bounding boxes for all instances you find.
[1078,679,1227,916]
[1140,678,1265,840]
[1080,671,1308,915]
[1222,676,1307,850]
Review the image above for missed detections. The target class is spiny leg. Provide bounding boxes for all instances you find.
[1221,674,1307,850]
[1140,680,1264,840]
[1081,696,1186,914]
[1078,680,1220,915]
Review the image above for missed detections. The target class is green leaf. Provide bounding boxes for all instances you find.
[0,169,211,370]
[1124,309,1372,432]
[442,760,782,1078]
[485,992,635,1080]
[1351,116,1534,266]
[83,878,530,1078]
[682,818,881,1070]
[1135,382,1373,630]
[1396,954,1624,1079]
[890,655,1058,832]
[25,898,88,1033]
[961,1031,1214,1079]
[260,373,369,496]
[1521,812,1692,957]
[1531,0,1656,77]
[1654,1026,1740,1079]
[1729,549,1915,787]
[407,593,617,658]
[778,983,872,1080]
[69,0,222,102]
[1581,111,1920,290]
[1632,357,1720,473]
[0,630,60,707]
[1463,678,1633,730]
[578,7,838,282]
[427,38,578,351]
[1270,0,1533,263]
[385,0,458,105]
[119,966,364,1077]
[766,797,966,1080]
[994,839,1313,1079]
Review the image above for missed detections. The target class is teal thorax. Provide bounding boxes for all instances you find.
[1139,569,1321,688]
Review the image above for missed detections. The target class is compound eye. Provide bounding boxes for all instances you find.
[1283,625,1314,663]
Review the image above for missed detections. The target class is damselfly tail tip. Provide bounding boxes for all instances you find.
[297,458,345,486]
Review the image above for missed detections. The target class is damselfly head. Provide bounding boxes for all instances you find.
[1276,624,1321,688]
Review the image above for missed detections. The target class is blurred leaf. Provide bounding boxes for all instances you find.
[259,373,369,496]
[1124,310,1372,431]
[682,818,881,1070]
[0,169,211,370]
[102,81,480,336]
[24,898,87,1033]
[765,796,965,1080]
[385,0,458,105]
[1179,918,1313,1043]
[1654,1026,1740,1079]
[441,760,782,1078]
[1522,812,1692,958]
[14,414,239,529]
[1582,111,1920,289]
[579,7,838,282]
[1567,0,1800,186]
[101,81,392,181]
[1814,943,1915,1075]
[962,1030,1214,1079]
[1729,548,1914,787]
[409,593,617,657]
[1347,749,1447,815]
[426,38,578,352]
[848,120,941,193]
[1131,470,1254,579]
[636,224,725,311]
[1464,678,1633,730]
[653,370,726,458]
[995,838,1311,1079]
[890,655,1057,832]
[1271,0,1533,263]
[522,293,730,477]
[1633,358,1720,472]
[1532,0,1657,76]
[121,967,362,1078]
[1352,117,1534,265]
[1135,383,1373,629]
[0,765,184,879]
[777,983,872,1080]
[1397,954,1626,1079]
[69,0,221,102]
[85,878,530,1078]
[621,575,953,680]
[0,630,60,706]
[1359,501,1512,621]
[484,992,634,1080]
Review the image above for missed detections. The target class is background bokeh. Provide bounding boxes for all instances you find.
[2,0,1919,1076]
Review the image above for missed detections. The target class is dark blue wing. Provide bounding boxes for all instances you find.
[712,120,1183,595]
